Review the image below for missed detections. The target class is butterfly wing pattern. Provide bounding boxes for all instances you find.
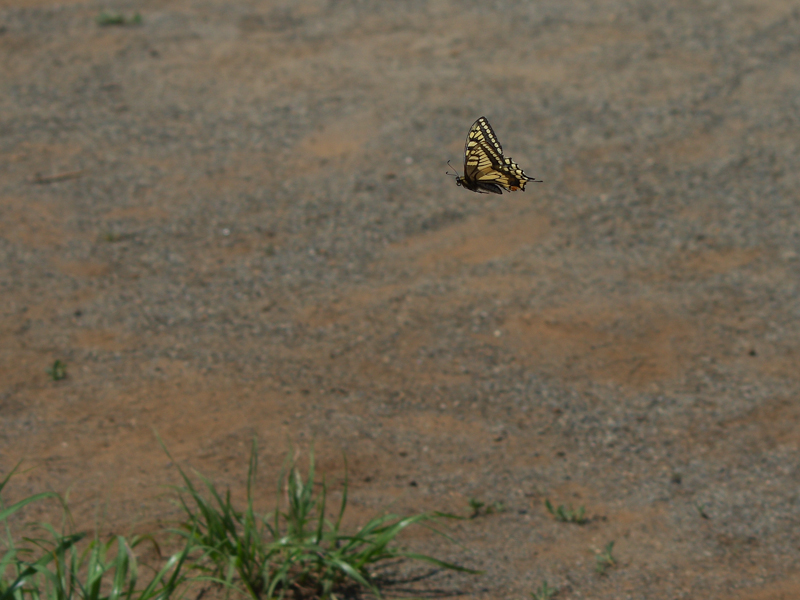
[455,117,540,194]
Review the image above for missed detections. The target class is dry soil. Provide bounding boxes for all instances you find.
[2,0,800,598]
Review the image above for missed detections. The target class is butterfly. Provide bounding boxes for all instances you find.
[453,116,540,194]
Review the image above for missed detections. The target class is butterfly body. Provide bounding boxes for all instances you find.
[454,116,539,194]
[455,175,505,195]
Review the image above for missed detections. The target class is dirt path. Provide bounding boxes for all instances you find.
[2,0,800,598]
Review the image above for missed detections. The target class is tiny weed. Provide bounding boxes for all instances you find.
[595,541,616,576]
[468,497,506,518]
[96,11,142,26]
[545,499,586,524]
[102,231,122,242]
[468,497,485,517]
[532,580,558,600]
[46,359,67,381]
[695,501,710,519]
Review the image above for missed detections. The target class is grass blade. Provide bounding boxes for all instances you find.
[0,494,59,523]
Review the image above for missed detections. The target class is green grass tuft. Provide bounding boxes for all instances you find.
[169,439,479,600]
[3,442,480,600]
[1,465,191,600]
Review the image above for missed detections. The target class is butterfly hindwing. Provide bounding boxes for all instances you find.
[456,116,539,194]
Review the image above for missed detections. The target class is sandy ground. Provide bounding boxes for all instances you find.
[2,0,800,598]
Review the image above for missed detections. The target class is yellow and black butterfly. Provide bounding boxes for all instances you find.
[453,116,541,194]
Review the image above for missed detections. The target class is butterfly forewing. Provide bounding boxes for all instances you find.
[475,117,505,156]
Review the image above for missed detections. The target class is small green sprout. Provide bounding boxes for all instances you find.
[595,541,616,576]
[46,360,67,381]
[469,497,506,518]
[102,231,122,242]
[532,580,558,600]
[545,499,587,524]
[96,11,142,26]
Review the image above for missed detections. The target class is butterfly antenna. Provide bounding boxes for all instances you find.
[445,160,458,178]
